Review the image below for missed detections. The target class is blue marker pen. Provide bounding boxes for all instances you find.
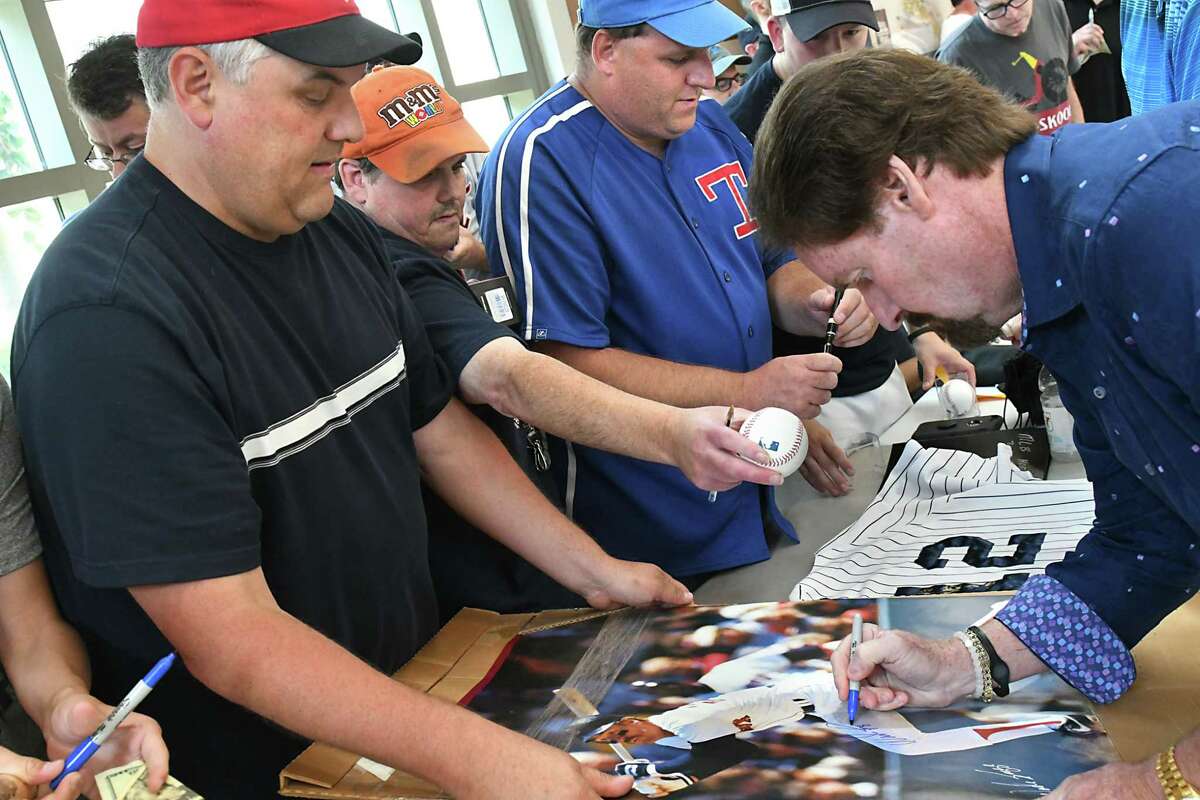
[848,613,862,725]
[51,652,176,789]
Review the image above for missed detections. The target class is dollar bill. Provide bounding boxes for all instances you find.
[95,761,146,800]
[123,772,203,800]
[94,761,203,800]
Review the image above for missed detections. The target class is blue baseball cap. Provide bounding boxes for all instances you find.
[579,0,751,48]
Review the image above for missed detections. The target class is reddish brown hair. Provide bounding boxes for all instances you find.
[751,49,1036,249]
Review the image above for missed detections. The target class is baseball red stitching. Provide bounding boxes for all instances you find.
[744,413,803,468]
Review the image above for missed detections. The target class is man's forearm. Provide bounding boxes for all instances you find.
[933,619,1049,706]
[460,339,681,467]
[534,341,748,409]
[415,399,614,598]
[0,560,91,729]
[979,618,1050,683]
[153,599,543,798]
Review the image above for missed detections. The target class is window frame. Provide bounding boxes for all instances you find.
[0,0,553,215]
[0,0,108,212]
[416,0,551,104]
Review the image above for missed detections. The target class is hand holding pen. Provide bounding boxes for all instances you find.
[49,653,175,792]
[848,613,862,724]
[816,286,878,350]
[707,405,737,503]
[823,286,846,354]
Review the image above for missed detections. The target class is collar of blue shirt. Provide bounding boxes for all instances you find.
[1004,133,1084,330]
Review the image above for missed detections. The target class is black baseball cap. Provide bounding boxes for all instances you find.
[769,0,878,42]
[737,21,761,50]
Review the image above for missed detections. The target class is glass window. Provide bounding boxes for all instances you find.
[0,0,75,174]
[432,0,526,86]
[0,191,85,379]
[478,0,527,77]
[356,0,443,82]
[461,89,534,148]
[44,0,141,66]
[0,47,41,178]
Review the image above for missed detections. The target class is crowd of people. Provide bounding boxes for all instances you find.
[0,0,1197,797]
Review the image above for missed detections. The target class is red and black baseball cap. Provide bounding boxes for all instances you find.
[137,0,423,68]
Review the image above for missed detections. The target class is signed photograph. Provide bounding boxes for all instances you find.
[467,597,1116,798]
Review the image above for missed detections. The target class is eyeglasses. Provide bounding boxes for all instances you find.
[84,146,143,172]
[714,73,748,92]
[978,0,1030,19]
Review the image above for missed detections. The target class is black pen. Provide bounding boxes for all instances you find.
[823,286,846,353]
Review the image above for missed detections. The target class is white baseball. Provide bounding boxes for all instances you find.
[739,407,808,478]
[939,378,977,418]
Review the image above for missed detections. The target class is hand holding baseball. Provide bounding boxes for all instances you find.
[670,407,784,492]
[737,407,808,478]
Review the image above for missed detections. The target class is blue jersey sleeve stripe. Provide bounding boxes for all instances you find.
[490,82,576,301]
[515,100,594,340]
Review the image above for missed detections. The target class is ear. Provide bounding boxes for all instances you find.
[168,47,219,130]
[880,154,935,221]
[766,16,786,53]
[338,159,369,206]
[591,28,619,76]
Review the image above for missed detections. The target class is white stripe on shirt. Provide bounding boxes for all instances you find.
[239,343,406,471]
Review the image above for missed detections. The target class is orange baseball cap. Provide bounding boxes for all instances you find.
[343,66,489,184]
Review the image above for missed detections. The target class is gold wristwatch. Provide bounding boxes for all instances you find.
[1156,746,1200,799]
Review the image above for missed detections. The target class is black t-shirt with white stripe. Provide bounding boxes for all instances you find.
[11,157,451,799]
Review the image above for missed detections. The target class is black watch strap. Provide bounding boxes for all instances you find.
[907,324,936,342]
[968,625,1011,697]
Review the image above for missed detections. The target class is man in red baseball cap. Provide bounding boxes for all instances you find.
[10,3,692,799]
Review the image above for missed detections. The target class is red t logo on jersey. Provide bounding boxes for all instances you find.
[695,162,759,240]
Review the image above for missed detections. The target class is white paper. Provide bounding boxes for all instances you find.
[647,672,1068,756]
[354,757,395,782]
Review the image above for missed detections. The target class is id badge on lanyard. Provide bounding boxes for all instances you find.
[469,276,521,330]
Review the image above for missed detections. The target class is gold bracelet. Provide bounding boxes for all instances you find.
[961,629,995,703]
[1156,746,1200,800]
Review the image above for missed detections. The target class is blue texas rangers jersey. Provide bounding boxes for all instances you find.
[477,80,796,577]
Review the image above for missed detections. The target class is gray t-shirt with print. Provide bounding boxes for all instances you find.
[938,0,1081,134]
[0,375,40,577]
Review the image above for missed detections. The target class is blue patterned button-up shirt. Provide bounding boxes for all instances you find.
[994,102,1200,703]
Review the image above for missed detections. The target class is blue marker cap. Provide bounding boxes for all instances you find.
[144,652,176,687]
